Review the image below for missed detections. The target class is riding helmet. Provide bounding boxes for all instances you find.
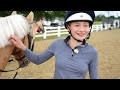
[64,11,95,28]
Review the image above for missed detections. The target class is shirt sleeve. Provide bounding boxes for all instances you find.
[88,49,98,79]
[23,41,56,65]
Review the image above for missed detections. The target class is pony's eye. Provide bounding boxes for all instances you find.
[29,25,32,29]
[29,25,32,32]
[30,25,32,28]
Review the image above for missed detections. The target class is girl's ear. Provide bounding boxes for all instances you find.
[67,26,71,32]
[89,26,92,30]
[66,24,70,31]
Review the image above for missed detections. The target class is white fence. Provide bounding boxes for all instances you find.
[35,24,111,39]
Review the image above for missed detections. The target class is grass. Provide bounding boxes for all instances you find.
[94,21,102,25]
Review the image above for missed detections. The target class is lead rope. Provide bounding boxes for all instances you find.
[13,68,21,79]
[13,71,18,79]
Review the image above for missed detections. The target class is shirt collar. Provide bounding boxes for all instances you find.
[64,35,88,48]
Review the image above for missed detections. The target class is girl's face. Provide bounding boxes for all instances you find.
[67,21,90,41]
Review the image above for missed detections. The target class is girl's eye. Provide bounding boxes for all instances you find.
[74,24,80,27]
[83,25,89,27]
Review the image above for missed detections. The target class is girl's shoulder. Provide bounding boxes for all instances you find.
[52,39,65,45]
[49,39,65,50]
[87,44,98,53]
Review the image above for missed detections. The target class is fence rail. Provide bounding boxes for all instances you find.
[35,24,112,39]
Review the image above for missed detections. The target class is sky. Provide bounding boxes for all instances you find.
[95,11,120,17]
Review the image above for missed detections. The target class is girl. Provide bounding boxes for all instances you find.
[9,11,98,79]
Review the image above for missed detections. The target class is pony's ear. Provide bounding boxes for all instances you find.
[26,11,34,23]
[11,11,17,15]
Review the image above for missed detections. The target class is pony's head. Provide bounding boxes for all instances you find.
[11,11,45,38]
[11,11,44,68]
[26,11,44,38]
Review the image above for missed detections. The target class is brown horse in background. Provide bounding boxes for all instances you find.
[0,11,44,77]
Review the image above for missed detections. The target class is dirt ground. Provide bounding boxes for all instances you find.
[0,29,120,79]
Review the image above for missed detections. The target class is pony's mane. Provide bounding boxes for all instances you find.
[0,15,31,48]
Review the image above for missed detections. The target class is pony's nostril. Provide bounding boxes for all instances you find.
[37,28,45,33]
[37,29,41,32]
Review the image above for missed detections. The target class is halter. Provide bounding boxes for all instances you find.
[29,21,45,33]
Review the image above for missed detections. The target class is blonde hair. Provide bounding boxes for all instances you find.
[0,15,31,48]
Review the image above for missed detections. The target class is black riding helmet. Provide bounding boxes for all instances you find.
[64,11,95,44]
[64,11,95,28]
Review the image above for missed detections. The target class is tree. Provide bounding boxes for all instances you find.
[0,11,66,21]
[95,14,107,21]
[0,11,13,16]
[18,11,66,21]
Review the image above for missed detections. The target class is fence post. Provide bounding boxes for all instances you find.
[100,24,103,31]
[58,26,61,37]
[91,26,93,32]
[96,25,99,32]
[43,27,47,39]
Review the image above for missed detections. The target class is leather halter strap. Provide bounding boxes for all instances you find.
[30,21,44,33]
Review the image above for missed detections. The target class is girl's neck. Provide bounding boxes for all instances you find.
[68,37,83,49]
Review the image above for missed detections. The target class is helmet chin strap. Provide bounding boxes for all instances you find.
[87,26,92,39]
[69,31,83,42]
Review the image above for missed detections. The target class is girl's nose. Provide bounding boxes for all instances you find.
[78,27,84,32]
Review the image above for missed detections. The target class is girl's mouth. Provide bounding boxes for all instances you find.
[77,33,85,37]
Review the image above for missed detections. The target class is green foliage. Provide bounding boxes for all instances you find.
[1,11,118,22]
[0,11,13,16]
[94,21,102,25]
[0,11,66,21]
[95,14,107,21]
